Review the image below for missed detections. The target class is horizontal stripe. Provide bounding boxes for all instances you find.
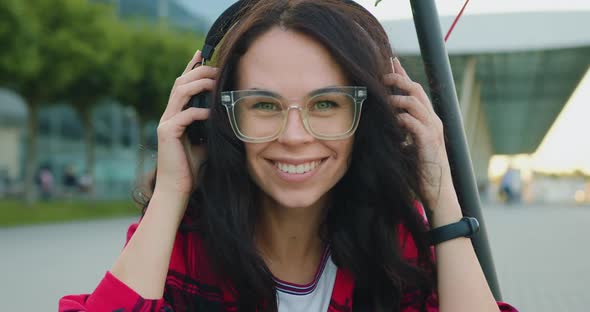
[274,247,331,295]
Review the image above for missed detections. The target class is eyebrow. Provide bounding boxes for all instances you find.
[245,85,346,96]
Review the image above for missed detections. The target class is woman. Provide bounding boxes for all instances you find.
[60,1,517,311]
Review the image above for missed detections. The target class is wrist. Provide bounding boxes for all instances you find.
[429,190,463,228]
[429,217,480,245]
[149,188,190,221]
[153,180,193,199]
[431,209,463,228]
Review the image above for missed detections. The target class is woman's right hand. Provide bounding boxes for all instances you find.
[155,50,217,199]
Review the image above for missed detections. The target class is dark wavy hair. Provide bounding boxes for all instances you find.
[135,0,437,311]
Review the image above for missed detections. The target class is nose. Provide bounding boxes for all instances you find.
[276,106,315,145]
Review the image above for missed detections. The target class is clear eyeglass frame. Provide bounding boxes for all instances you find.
[220,86,368,143]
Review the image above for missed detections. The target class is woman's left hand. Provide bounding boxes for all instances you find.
[384,57,459,215]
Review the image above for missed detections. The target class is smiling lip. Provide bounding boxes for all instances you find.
[267,157,327,182]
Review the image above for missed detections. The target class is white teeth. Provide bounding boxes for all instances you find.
[275,160,323,174]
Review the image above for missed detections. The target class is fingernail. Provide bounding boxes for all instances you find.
[390,57,396,73]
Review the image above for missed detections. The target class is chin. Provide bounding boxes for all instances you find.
[264,187,329,210]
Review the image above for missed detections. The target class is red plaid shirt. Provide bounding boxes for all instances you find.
[59,215,517,312]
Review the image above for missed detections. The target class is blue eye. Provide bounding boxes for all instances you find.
[253,102,279,111]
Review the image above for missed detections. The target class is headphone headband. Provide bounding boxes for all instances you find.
[201,1,250,61]
[200,0,371,62]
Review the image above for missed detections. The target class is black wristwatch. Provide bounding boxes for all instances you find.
[429,217,479,245]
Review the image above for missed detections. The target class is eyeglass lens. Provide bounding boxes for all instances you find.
[232,92,356,139]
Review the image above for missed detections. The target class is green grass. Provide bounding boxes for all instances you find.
[0,199,142,227]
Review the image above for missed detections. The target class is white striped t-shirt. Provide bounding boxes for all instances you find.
[275,248,337,312]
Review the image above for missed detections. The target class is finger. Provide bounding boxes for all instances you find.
[397,112,426,141]
[158,107,210,138]
[383,73,416,94]
[170,66,217,104]
[398,110,445,148]
[171,107,210,128]
[183,50,202,75]
[175,65,218,86]
[388,58,433,111]
[164,78,215,120]
[390,95,431,125]
[161,78,215,122]
[390,57,396,74]
[383,73,432,111]
[392,57,408,77]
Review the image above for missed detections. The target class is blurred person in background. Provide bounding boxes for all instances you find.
[62,164,78,198]
[59,1,516,311]
[499,166,521,204]
[78,169,94,195]
[37,164,54,201]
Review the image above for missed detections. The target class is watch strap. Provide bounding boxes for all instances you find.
[429,217,479,245]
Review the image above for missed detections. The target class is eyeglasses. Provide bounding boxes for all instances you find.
[220,86,367,143]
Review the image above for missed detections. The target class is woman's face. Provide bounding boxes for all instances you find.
[236,27,354,209]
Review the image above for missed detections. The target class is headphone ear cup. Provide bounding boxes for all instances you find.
[186,92,210,145]
[183,1,249,145]
[189,92,210,109]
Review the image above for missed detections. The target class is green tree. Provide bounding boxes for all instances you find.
[0,0,122,202]
[114,24,202,176]
[0,0,51,203]
[0,0,41,88]
[0,0,39,202]
[1,0,203,201]
[55,2,123,184]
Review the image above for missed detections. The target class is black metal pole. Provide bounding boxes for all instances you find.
[409,0,503,300]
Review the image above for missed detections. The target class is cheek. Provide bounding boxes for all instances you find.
[244,143,267,177]
[332,138,354,162]
[325,138,354,174]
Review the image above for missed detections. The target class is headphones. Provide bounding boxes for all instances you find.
[185,0,373,145]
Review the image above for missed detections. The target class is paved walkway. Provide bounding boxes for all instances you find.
[1,203,589,311]
[483,203,590,312]
[0,217,136,311]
